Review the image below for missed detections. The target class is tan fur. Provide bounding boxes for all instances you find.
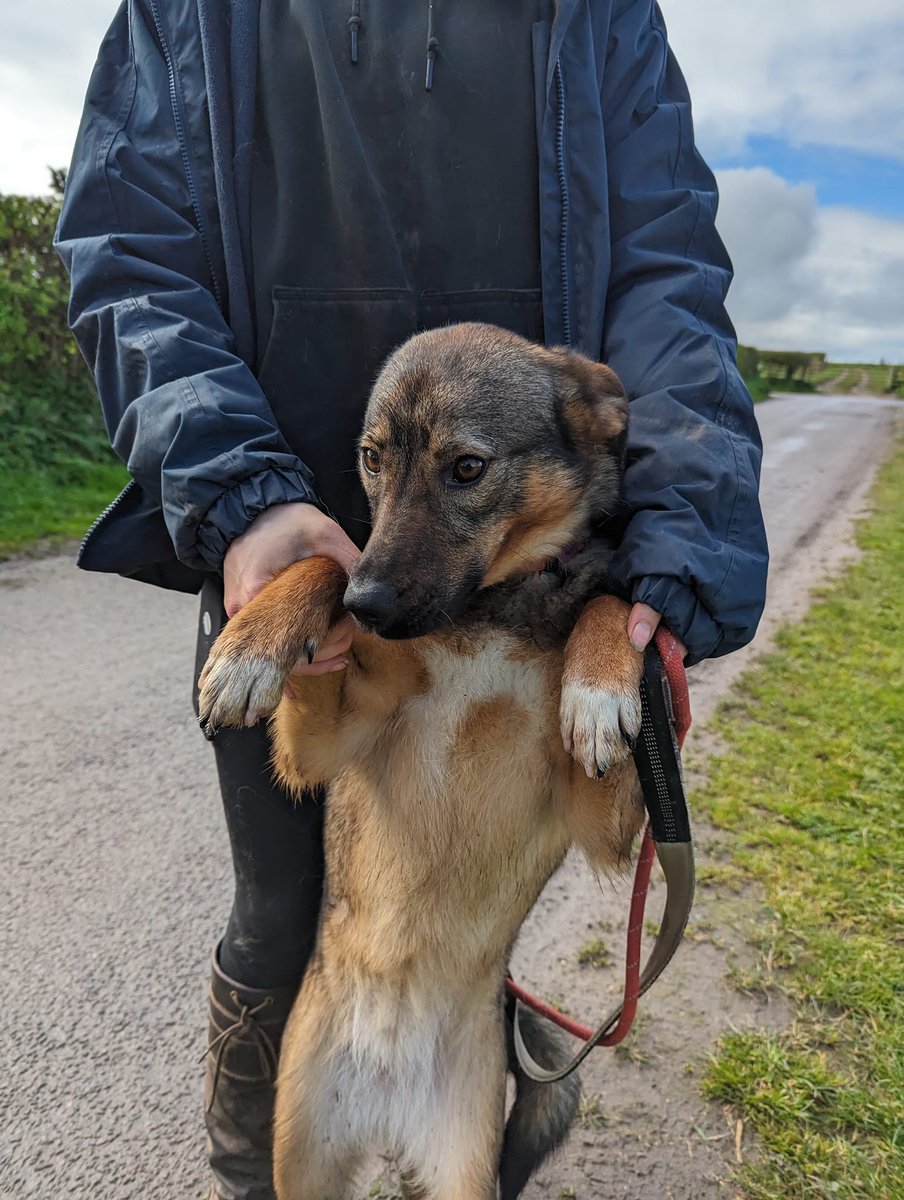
[200,559,643,1200]
[483,468,582,585]
[197,325,646,1199]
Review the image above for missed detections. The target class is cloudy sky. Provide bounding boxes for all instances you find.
[2,0,903,361]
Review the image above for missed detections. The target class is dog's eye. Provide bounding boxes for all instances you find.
[362,447,381,475]
[451,456,486,485]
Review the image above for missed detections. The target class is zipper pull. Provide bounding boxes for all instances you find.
[425,38,438,91]
[348,10,362,65]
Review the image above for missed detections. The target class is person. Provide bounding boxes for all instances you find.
[57,2,768,1196]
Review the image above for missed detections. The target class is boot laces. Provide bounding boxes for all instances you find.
[201,992,279,1111]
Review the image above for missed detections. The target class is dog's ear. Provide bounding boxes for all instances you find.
[549,349,629,463]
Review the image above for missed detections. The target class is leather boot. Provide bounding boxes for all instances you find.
[202,946,298,1200]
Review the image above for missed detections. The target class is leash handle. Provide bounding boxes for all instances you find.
[652,626,691,749]
[633,637,691,842]
[510,629,695,1082]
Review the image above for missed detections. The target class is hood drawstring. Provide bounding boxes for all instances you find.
[425,0,439,92]
[347,1,439,91]
[348,0,362,65]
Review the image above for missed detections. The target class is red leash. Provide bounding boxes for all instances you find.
[505,626,691,1047]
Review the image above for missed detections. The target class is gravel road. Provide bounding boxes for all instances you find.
[1,393,900,1200]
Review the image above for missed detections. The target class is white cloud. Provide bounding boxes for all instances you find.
[715,168,818,323]
[664,0,904,162]
[2,2,902,362]
[0,2,116,195]
[717,167,904,362]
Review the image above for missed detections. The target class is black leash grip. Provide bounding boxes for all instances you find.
[511,640,696,1084]
[634,643,692,845]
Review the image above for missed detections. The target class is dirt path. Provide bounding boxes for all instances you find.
[1,394,900,1200]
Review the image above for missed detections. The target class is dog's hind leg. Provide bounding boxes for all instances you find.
[403,1002,506,1200]
[498,1003,581,1200]
[272,1070,363,1200]
[273,1139,360,1200]
[273,984,362,1200]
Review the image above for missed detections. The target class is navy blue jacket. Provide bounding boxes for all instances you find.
[56,0,767,665]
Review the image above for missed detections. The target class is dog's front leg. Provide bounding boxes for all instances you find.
[198,556,348,734]
[559,594,644,778]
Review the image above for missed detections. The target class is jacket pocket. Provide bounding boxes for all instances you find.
[258,287,418,543]
[418,289,544,343]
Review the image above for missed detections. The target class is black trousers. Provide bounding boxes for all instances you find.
[194,576,325,990]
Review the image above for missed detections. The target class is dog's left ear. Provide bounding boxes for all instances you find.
[550,349,629,464]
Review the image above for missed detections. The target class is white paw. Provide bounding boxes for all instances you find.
[560,681,642,778]
[198,650,286,735]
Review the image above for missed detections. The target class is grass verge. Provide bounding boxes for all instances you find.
[0,457,128,559]
[696,440,903,1199]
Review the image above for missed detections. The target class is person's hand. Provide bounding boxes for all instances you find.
[627,602,687,660]
[223,502,360,680]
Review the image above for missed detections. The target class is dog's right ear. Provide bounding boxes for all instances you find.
[549,349,629,464]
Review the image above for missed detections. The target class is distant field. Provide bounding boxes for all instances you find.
[808,363,902,396]
[738,345,903,400]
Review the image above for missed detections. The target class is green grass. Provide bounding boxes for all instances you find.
[763,376,817,394]
[744,375,772,403]
[0,456,128,559]
[576,937,612,969]
[810,363,903,396]
[696,442,904,1198]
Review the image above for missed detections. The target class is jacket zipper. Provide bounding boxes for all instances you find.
[77,477,137,560]
[147,0,223,308]
[554,59,573,348]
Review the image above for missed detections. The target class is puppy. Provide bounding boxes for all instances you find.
[199,323,646,1200]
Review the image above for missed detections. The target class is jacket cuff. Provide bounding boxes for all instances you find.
[191,467,322,572]
[630,574,722,667]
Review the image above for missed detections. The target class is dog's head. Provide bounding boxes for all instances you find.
[344,323,628,638]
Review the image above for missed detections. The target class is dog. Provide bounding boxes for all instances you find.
[198,323,647,1200]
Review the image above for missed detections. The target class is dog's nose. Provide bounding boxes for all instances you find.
[343,577,400,630]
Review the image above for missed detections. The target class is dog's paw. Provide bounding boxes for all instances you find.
[560,678,642,779]
[198,643,286,735]
[560,595,645,779]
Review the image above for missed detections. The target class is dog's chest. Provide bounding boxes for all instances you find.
[406,635,553,754]
[372,633,562,824]
[325,632,570,979]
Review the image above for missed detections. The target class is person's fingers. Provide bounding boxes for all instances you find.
[282,652,350,698]
[223,503,362,615]
[627,602,688,660]
[320,530,362,576]
[287,656,350,680]
[627,602,662,652]
[225,567,269,618]
[287,618,354,674]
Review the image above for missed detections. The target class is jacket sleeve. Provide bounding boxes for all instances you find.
[600,0,768,664]
[55,1,319,573]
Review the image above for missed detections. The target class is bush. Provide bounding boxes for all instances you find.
[0,170,110,474]
[0,171,126,556]
[736,344,760,380]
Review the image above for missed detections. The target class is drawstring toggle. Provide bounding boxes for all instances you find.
[348,1,362,64]
[425,36,438,91]
[424,0,438,91]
